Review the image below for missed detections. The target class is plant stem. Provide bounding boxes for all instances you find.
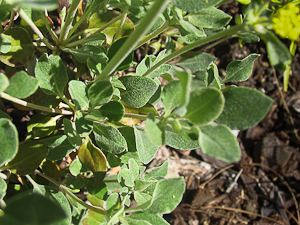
[95,0,170,81]
[35,170,107,216]
[59,0,81,45]
[135,20,170,50]
[142,24,248,77]
[61,95,75,111]
[18,8,57,51]
[112,6,128,43]
[40,10,59,44]
[0,92,73,115]
[7,10,15,30]
[123,113,148,120]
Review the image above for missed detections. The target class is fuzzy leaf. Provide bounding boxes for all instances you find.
[185,87,224,125]
[199,124,241,162]
[6,140,48,175]
[119,76,158,108]
[68,80,89,111]
[215,86,273,130]
[223,54,260,83]
[5,71,39,98]
[35,54,68,97]
[0,28,34,67]
[63,118,82,147]
[99,101,125,122]
[172,0,220,13]
[0,35,11,53]
[78,137,108,173]
[145,113,165,147]
[0,73,9,92]
[88,81,113,108]
[93,122,127,154]
[161,80,182,116]
[133,126,159,164]
[175,52,216,72]
[0,118,18,167]
[0,177,7,200]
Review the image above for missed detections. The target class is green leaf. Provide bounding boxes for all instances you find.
[9,0,59,10]
[145,113,165,147]
[0,28,34,67]
[3,192,66,225]
[88,81,113,108]
[78,137,108,173]
[81,209,106,225]
[124,158,140,187]
[75,112,93,136]
[93,122,127,154]
[173,66,192,116]
[161,80,182,116]
[222,54,260,83]
[33,186,72,225]
[144,159,169,180]
[63,118,82,147]
[69,156,85,176]
[99,101,125,122]
[199,124,241,162]
[5,71,39,98]
[260,30,292,70]
[185,87,224,125]
[86,179,107,200]
[145,177,185,214]
[119,126,140,164]
[187,7,232,29]
[134,180,156,192]
[178,18,206,37]
[106,192,120,215]
[27,114,60,139]
[6,140,48,175]
[119,76,159,108]
[133,126,159,164]
[215,86,273,130]
[133,191,153,206]
[0,118,18,167]
[125,212,169,225]
[66,45,108,64]
[84,109,106,122]
[0,73,9,92]
[68,80,89,111]
[165,123,200,150]
[172,0,220,13]
[35,54,68,97]
[175,52,217,72]
[0,35,11,53]
[107,37,133,71]
[88,10,134,45]
[0,110,10,119]
[0,177,7,200]
[41,135,74,161]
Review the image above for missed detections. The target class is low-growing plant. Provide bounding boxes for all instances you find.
[0,0,298,224]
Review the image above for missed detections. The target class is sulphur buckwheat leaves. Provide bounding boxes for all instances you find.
[272,3,300,41]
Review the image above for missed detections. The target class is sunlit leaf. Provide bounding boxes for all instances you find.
[0,73,9,92]
[68,80,89,111]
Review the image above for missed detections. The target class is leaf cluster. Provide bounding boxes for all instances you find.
[0,0,294,224]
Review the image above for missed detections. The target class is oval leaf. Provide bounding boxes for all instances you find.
[5,71,39,98]
[68,80,89,111]
[215,86,273,130]
[99,101,125,122]
[93,122,127,154]
[199,124,241,162]
[172,0,220,13]
[119,76,158,108]
[6,140,48,175]
[0,118,18,167]
[88,80,113,108]
[35,53,68,97]
[0,73,9,92]
[0,28,34,67]
[185,87,224,125]
[222,54,260,83]
[78,137,108,173]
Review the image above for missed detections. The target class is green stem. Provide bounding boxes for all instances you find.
[95,0,170,81]
[0,92,73,115]
[135,20,170,50]
[18,8,57,51]
[123,113,148,120]
[283,40,297,92]
[7,10,15,30]
[112,6,128,43]
[142,24,248,77]
[60,95,75,111]
[59,0,81,45]
[35,170,107,216]
[66,14,123,45]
